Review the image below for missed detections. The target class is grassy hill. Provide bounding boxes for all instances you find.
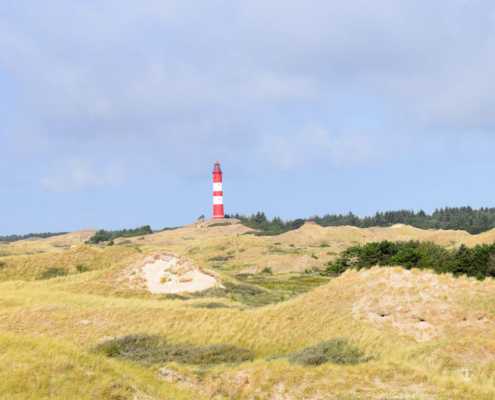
[1,222,495,399]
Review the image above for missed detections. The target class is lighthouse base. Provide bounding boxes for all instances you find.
[213,215,225,220]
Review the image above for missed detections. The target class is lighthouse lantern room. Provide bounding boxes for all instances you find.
[212,161,224,219]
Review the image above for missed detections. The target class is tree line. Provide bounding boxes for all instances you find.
[0,232,68,243]
[86,225,153,244]
[228,206,495,236]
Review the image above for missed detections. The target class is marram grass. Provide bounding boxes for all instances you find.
[1,226,495,398]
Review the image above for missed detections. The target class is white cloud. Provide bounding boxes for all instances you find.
[258,125,383,171]
[39,158,125,192]
[1,0,495,189]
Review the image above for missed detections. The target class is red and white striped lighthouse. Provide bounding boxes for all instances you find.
[212,161,224,220]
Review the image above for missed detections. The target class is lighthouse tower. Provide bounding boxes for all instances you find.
[212,161,224,220]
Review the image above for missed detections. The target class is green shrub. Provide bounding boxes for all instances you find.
[75,263,90,273]
[36,267,68,280]
[319,244,331,248]
[94,334,254,366]
[310,253,318,260]
[321,239,495,279]
[282,338,372,366]
[261,267,273,275]
[0,261,5,269]
[108,240,115,246]
[476,272,486,281]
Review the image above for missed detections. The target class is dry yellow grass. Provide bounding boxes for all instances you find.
[1,265,495,398]
[2,224,495,398]
[0,245,115,282]
[37,229,97,244]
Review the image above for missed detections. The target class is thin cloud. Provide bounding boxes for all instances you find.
[39,158,125,193]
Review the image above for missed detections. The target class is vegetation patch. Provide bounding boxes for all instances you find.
[207,255,235,262]
[207,222,231,227]
[0,232,68,243]
[276,338,372,366]
[261,267,273,275]
[36,267,68,280]
[94,334,254,366]
[75,263,90,273]
[159,293,191,301]
[190,302,230,309]
[86,225,153,244]
[322,240,495,278]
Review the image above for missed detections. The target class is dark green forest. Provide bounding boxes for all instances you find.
[0,232,68,243]
[322,240,495,281]
[228,206,495,236]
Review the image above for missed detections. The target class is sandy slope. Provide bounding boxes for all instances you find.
[113,250,223,294]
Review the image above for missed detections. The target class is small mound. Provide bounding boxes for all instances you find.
[0,245,114,282]
[315,267,495,342]
[117,251,224,294]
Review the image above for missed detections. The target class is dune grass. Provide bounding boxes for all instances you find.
[2,226,495,398]
[0,333,203,400]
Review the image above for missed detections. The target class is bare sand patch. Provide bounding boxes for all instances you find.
[143,259,219,294]
[116,250,223,294]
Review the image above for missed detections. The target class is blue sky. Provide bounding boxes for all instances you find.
[1,0,495,235]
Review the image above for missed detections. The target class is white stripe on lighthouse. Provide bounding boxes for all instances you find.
[213,196,223,205]
[213,182,222,191]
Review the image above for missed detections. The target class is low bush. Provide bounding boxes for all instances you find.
[261,267,273,275]
[93,334,254,366]
[207,222,231,227]
[159,293,190,300]
[207,255,234,262]
[278,338,372,366]
[75,263,90,273]
[36,267,68,280]
[191,302,230,309]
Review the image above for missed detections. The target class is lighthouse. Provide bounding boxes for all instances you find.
[212,161,224,220]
